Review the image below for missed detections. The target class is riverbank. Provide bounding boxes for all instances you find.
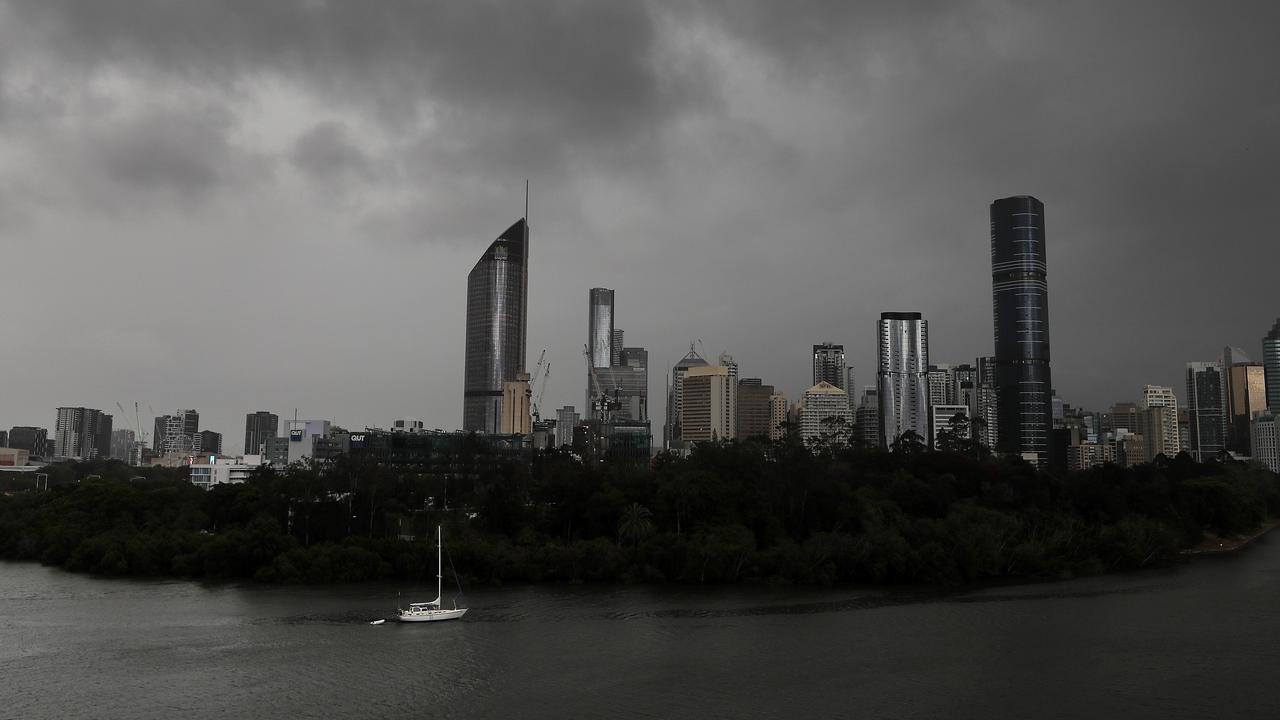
[1180,517,1280,556]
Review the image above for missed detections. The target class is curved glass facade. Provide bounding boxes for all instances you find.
[991,196,1052,464]
[463,218,528,433]
[877,312,929,448]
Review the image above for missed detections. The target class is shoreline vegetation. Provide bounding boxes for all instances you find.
[2,438,1278,586]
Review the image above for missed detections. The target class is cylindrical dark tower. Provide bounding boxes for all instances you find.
[990,196,1052,465]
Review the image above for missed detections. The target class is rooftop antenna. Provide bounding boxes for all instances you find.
[524,179,529,223]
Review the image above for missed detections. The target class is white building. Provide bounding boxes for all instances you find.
[1251,414,1280,473]
[800,382,852,446]
[930,404,971,449]
[1141,384,1182,457]
[189,455,265,490]
[682,364,736,442]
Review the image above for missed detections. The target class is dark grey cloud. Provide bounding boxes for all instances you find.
[1,0,1278,442]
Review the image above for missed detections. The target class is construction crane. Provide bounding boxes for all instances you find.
[583,344,619,423]
[532,361,550,422]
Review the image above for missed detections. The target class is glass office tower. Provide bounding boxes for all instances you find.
[991,195,1053,465]
[463,218,529,433]
[1265,319,1280,412]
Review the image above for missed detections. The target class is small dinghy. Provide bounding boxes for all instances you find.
[369,619,385,625]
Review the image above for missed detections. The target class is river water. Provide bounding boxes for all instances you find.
[3,537,1279,719]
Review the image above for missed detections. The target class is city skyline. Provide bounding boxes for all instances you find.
[2,2,1280,441]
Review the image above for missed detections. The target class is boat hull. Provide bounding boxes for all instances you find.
[397,608,468,623]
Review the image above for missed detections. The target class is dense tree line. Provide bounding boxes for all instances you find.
[1,442,1277,586]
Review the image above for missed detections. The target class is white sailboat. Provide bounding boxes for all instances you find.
[397,525,467,623]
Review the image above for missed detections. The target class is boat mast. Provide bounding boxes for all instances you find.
[437,525,443,606]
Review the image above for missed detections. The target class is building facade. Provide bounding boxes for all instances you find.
[930,404,972,449]
[736,379,777,441]
[555,406,581,447]
[1251,413,1280,473]
[500,372,532,435]
[769,393,788,442]
[800,382,852,447]
[1226,361,1267,454]
[812,343,846,390]
[665,348,709,450]
[155,410,199,456]
[1141,385,1181,458]
[198,430,223,456]
[1186,361,1227,462]
[681,364,735,443]
[463,218,529,433]
[8,427,49,458]
[54,407,112,460]
[1265,319,1280,412]
[244,411,279,455]
[877,312,929,448]
[991,195,1053,466]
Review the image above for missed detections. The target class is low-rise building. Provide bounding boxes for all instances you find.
[0,448,30,467]
[189,455,266,490]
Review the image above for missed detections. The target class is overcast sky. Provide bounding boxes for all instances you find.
[2,0,1278,443]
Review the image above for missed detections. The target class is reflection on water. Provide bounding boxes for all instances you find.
[3,539,1279,719]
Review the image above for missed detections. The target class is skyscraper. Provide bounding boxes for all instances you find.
[991,195,1053,465]
[1186,361,1227,462]
[198,430,223,456]
[800,382,852,447]
[54,407,112,460]
[463,218,529,433]
[555,406,581,447]
[587,288,615,407]
[1225,360,1266,453]
[736,378,776,441]
[664,347,708,450]
[155,409,199,456]
[877,312,929,448]
[681,365,736,443]
[1141,385,1181,458]
[8,427,49,457]
[244,411,279,455]
[812,343,846,389]
[1265,319,1280,412]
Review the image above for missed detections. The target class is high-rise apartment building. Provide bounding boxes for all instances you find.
[665,348,708,449]
[972,357,998,450]
[800,382,852,447]
[926,364,954,407]
[769,393,788,442]
[244,411,279,455]
[463,218,529,433]
[1251,413,1280,473]
[1141,385,1181,458]
[991,195,1053,465]
[555,406,581,447]
[855,387,880,447]
[812,343,846,390]
[109,429,136,463]
[1264,319,1280,412]
[1186,362,1227,462]
[877,312,929,448]
[155,410,199,456]
[54,407,112,460]
[681,365,736,443]
[736,379,777,441]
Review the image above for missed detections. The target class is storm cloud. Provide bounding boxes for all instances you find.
[1,1,1277,439]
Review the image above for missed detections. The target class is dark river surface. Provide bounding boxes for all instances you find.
[4,538,1280,719]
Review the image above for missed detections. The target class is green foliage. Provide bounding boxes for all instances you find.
[1,446,1277,586]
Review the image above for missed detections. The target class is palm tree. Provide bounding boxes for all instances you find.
[617,502,655,547]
